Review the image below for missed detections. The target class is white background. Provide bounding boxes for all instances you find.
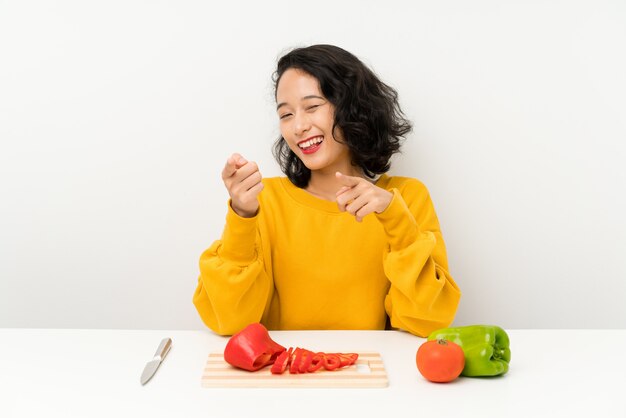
[1,0,624,330]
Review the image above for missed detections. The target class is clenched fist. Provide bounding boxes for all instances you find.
[221,153,264,218]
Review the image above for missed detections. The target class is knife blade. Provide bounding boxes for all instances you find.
[140,337,172,385]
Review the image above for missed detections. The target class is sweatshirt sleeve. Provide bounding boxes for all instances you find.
[375,183,461,337]
[192,201,272,336]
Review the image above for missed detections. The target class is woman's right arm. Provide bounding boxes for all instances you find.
[193,204,272,336]
[193,154,270,336]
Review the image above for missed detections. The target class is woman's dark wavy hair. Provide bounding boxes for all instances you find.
[272,44,412,188]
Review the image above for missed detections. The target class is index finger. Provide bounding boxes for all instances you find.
[335,171,361,187]
[222,153,247,179]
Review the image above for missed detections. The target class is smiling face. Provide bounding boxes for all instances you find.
[276,68,351,174]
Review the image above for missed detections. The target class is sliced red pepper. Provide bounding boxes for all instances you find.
[337,353,359,367]
[348,353,359,365]
[298,349,314,373]
[270,347,293,375]
[337,354,350,368]
[307,352,325,372]
[223,323,286,371]
[289,347,304,374]
[224,326,359,375]
[323,353,342,371]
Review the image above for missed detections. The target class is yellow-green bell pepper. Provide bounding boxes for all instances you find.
[428,325,511,377]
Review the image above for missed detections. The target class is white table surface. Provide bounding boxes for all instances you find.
[1,328,624,417]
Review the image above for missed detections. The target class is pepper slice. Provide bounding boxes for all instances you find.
[428,325,511,377]
[337,353,358,367]
[322,354,342,371]
[223,323,286,371]
[270,347,293,375]
[298,350,314,373]
[289,347,304,374]
[307,352,325,372]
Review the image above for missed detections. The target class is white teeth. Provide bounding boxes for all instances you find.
[298,136,323,149]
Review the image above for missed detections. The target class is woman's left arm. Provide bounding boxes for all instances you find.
[336,173,461,337]
[374,182,461,337]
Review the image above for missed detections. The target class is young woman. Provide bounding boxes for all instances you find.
[193,45,460,337]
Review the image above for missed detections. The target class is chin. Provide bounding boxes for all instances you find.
[300,158,327,171]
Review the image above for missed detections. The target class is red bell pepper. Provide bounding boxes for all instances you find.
[223,323,286,371]
[223,323,359,375]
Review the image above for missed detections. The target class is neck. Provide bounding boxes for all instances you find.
[305,165,367,201]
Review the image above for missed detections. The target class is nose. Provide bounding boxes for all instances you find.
[293,111,311,137]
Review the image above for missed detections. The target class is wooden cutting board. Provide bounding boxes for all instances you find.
[201,351,388,388]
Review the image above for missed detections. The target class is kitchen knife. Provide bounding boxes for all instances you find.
[140,337,172,385]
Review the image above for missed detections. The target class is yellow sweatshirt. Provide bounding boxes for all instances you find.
[193,174,460,337]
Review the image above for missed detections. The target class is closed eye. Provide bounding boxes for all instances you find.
[279,113,292,120]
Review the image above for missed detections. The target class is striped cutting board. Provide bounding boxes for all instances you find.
[201,351,388,388]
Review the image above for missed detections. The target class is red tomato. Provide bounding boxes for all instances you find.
[416,339,465,383]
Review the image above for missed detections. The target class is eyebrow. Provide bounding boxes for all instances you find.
[276,95,325,111]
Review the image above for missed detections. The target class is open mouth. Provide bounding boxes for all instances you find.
[298,136,324,154]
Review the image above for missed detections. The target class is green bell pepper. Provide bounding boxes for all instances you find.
[428,325,511,377]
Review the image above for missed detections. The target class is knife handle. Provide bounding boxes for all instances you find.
[153,338,172,360]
